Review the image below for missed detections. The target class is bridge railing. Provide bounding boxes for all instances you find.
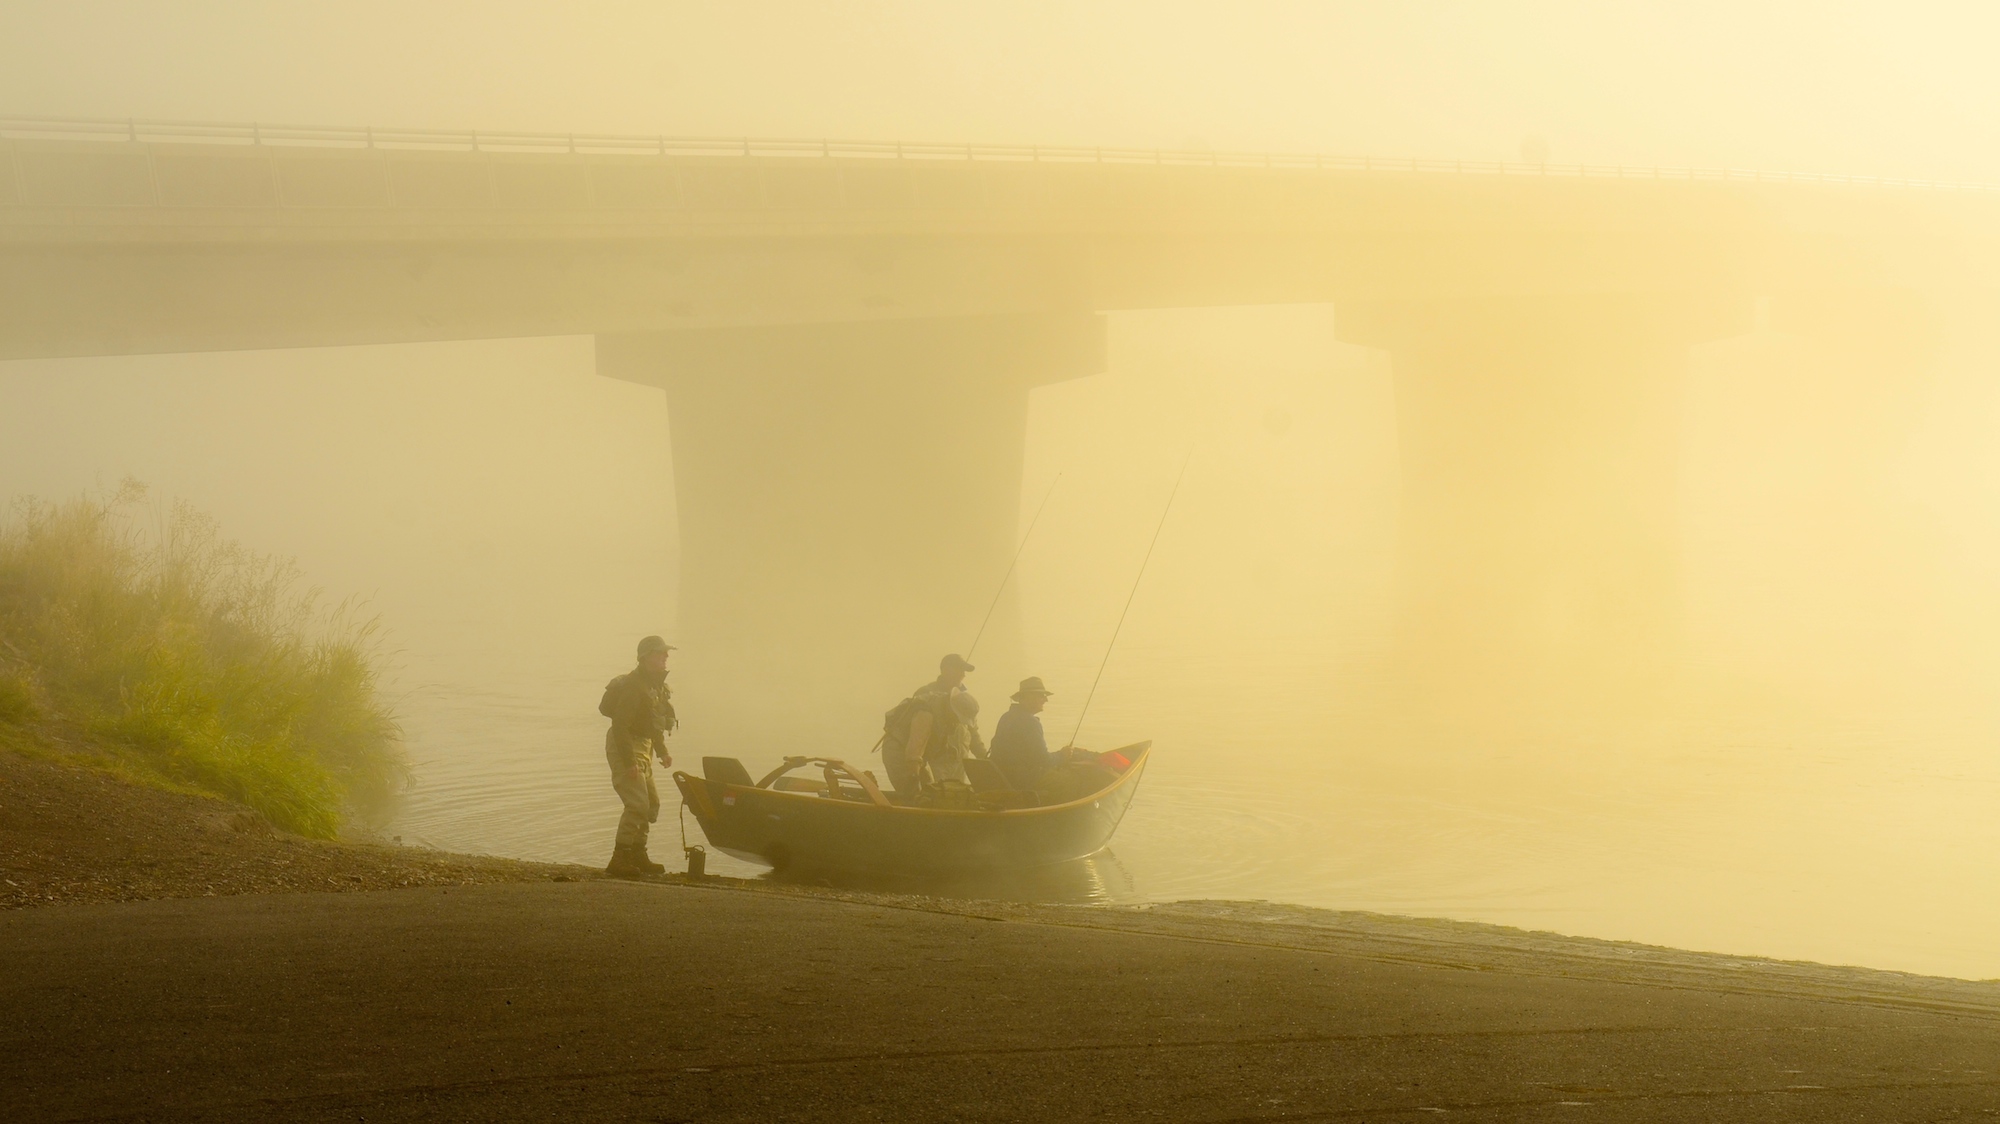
[2,113,1994,193]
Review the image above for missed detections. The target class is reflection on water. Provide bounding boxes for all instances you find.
[765,849,1140,905]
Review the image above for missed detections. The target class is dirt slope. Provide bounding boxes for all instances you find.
[0,748,594,910]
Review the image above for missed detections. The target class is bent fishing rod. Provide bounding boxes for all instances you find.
[965,472,1063,662]
[1067,448,1193,750]
[870,472,1063,758]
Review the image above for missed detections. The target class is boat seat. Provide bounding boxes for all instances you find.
[703,756,756,787]
[770,776,827,794]
[962,758,1011,794]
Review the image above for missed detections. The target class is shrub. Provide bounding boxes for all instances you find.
[0,482,405,835]
[0,667,37,725]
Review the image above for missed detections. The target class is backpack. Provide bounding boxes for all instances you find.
[878,694,928,756]
[597,673,628,719]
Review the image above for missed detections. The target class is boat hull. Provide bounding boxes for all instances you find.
[672,748,1148,876]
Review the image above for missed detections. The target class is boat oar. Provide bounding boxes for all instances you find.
[1067,449,1192,750]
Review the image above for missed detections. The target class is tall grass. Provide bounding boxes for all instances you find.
[0,482,405,836]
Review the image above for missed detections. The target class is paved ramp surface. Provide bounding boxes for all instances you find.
[4,881,1999,1122]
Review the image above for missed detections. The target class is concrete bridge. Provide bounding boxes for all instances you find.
[6,117,1997,743]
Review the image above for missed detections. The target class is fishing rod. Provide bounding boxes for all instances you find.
[1067,449,1193,750]
[868,473,1063,761]
[965,472,1062,662]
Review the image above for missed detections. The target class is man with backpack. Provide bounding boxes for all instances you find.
[600,634,678,877]
[880,653,984,795]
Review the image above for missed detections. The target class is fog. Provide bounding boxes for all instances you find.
[8,4,2000,978]
[12,2,2000,182]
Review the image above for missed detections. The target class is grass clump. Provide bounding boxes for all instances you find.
[0,482,405,836]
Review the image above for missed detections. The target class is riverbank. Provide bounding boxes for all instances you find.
[0,745,593,910]
[8,742,1999,1019]
[8,880,2000,1122]
[11,751,2000,1119]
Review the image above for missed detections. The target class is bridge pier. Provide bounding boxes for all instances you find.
[1740,287,1942,700]
[1768,287,1936,462]
[598,314,1103,755]
[1337,294,1747,733]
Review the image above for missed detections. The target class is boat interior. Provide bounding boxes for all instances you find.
[699,743,1148,812]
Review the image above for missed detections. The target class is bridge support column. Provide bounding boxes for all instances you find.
[1745,287,1943,700]
[1767,287,1937,467]
[598,314,1103,754]
[1337,294,1746,733]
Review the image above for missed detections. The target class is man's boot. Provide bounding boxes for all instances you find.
[604,843,643,878]
[633,841,667,876]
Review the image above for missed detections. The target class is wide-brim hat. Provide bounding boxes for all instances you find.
[1011,676,1053,701]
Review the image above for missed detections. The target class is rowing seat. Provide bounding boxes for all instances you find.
[963,758,1009,793]
[964,758,1037,809]
[702,756,756,787]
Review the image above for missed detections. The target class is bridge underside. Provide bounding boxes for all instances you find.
[598,314,1102,754]
[9,132,1989,747]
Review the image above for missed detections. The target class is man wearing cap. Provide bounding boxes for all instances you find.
[990,676,1056,790]
[599,635,678,877]
[884,654,984,793]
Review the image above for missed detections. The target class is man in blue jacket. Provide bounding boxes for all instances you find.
[989,676,1055,790]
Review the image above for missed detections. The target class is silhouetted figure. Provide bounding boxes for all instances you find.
[600,635,677,877]
[881,653,983,794]
[991,676,1056,790]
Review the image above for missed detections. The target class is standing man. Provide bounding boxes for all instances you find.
[882,653,977,794]
[918,652,974,706]
[600,634,678,877]
[990,676,1055,790]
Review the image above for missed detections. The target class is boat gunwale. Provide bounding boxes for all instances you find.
[672,741,1151,820]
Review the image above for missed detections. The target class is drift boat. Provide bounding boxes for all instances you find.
[672,742,1150,876]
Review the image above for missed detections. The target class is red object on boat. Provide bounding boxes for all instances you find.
[1098,751,1131,772]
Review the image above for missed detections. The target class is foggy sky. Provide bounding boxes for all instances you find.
[5,2,2000,182]
[11,1,2000,979]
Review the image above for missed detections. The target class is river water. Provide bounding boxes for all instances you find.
[381,314,2000,982]
[389,628,2000,983]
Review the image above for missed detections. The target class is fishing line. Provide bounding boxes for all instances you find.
[966,472,1063,661]
[868,473,1062,761]
[1068,448,1193,749]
